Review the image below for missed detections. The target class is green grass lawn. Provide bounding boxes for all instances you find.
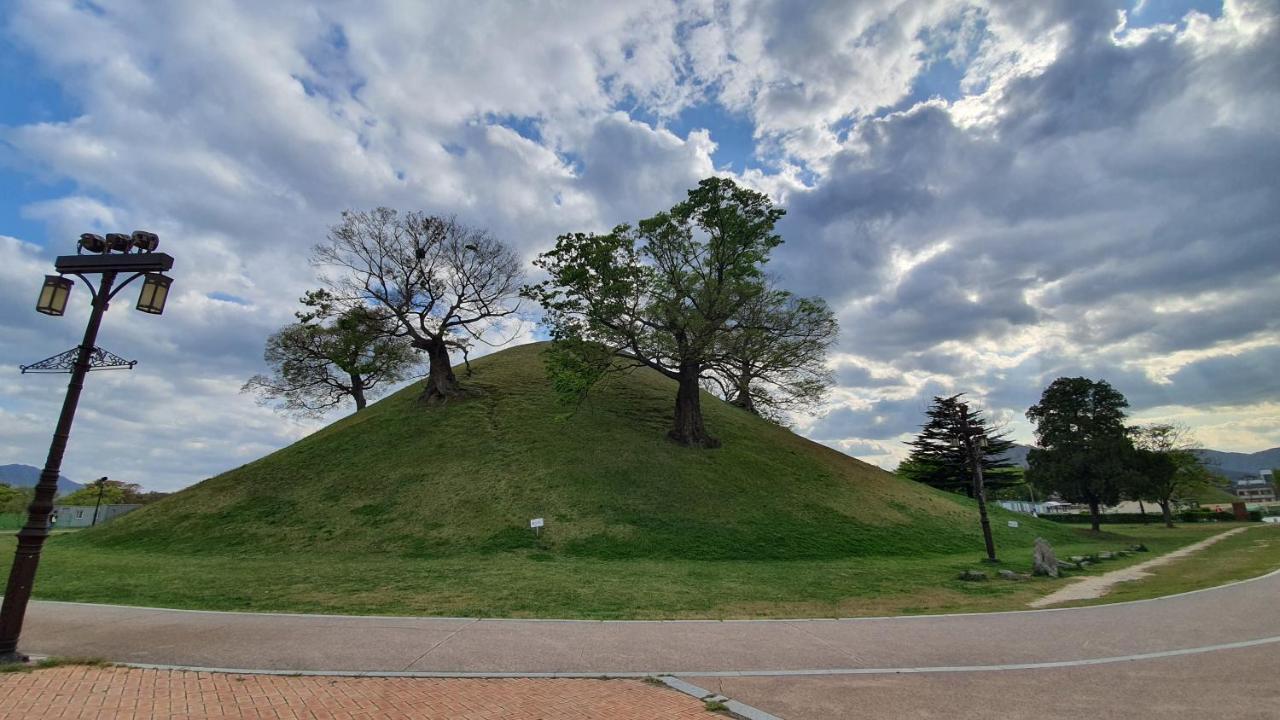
[4,523,1266,619]
[1065,524,1280,608]
[0,513,23,531]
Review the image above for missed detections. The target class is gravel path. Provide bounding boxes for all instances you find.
[1027,526,1252,608]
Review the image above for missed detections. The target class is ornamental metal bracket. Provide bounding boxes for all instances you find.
[20,346,137,374]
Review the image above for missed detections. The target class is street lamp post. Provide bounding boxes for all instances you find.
[90,477,109,527]
[0,232,173,664]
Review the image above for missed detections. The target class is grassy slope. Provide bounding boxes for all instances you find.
[65,342,1079,561]
[31,344,1269,618]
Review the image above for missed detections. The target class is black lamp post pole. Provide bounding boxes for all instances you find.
[0,272,116,663]
[91,478,107,527]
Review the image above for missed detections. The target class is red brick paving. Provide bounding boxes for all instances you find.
[0,666,710,719]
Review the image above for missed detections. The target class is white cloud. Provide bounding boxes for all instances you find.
[0,0,1276,484]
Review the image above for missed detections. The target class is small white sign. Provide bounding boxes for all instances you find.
[530,518,544,529]
[1007,520,1019,528]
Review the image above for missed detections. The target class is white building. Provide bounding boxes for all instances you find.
[52,504,142,528]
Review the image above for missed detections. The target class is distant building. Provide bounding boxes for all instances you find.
[998,500,1076,515]
[52,504,141,528]
[1229,471,1276,503]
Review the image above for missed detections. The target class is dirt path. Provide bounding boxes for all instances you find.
[1028,526,1252,608]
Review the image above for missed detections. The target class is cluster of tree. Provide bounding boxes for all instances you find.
[0,484,33,515]
[56,478,169,506]
[246,209,526,413]
[524,177,838,446]
[1025,377,1224,531]
[900,378,1225,537]
[249,180,839,449]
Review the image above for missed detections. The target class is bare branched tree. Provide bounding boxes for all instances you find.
[704,284,838,423]
[312,209,524,403]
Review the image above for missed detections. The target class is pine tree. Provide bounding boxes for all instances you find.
[901,394,1020,497]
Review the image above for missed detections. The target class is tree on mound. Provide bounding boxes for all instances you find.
[313,209,524,403]
[525,177,787,448]
[1026,377,1134,532]
[243,294,419,415]
[900,394,1019,497]
[704,283,838,422]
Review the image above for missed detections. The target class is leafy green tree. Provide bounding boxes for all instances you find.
[1129,423,1220,528]
[313,209,524,403]
[525,177,785,447]
[58,479,141,506]
[704,283,838,423]
[1026,377,1134,531]
[0,484,32,514]
[901,394,1020,497]
[244,298,419,416]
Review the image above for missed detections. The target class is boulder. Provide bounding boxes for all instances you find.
[1057,560,1079,571]
[959,570,989,581]
[1069,555,1086,563]
[1130,543,1149,552]
[1098,551,1115,560]
[1079,560,1092,568]
[998,569,1030,581]
[1032,538,1059,577]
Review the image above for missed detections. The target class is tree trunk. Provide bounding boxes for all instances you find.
[350,372,367,412]
[729,370,756,414]
[1088,498,1102,532]
[417,339,460,403]
[670,363,719,448]
[1160,499,1174,529]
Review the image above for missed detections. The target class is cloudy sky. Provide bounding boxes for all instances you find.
[1,0,1277,490]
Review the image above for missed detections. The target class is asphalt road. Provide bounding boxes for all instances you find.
[13,570,1279,677]
[10,565,1279,718]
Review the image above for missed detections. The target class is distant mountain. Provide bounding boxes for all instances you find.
[996,444,1279,481]
[1193,448,1280,481]
[998,444,1033,468]
[0,464,82,495]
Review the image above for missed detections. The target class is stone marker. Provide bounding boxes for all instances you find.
[959,570,989,581]
[1032,537,1059,577]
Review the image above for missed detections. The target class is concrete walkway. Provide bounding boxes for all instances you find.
[1028,526,1251,607]
[14,569,1280,676]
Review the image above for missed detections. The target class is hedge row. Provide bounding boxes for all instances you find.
[1040,510,1262,524]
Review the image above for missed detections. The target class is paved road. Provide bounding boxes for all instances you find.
[15,570,1280,675]
[688,643,1280,719]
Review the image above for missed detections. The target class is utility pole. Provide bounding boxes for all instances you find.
[958,402,998,563]
[90,477,108,527]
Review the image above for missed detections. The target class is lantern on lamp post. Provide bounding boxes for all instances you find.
[35,276,74,317]
[0,231,174,665]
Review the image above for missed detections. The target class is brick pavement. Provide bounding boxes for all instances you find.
[0,666,710,720]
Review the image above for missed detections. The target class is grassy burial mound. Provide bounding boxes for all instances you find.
[67,343,1075,562]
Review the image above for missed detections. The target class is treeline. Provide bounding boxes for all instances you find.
[900,379,1227,531]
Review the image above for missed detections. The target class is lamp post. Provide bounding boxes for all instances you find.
[90,477,109,527]
[0,232,173,664]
